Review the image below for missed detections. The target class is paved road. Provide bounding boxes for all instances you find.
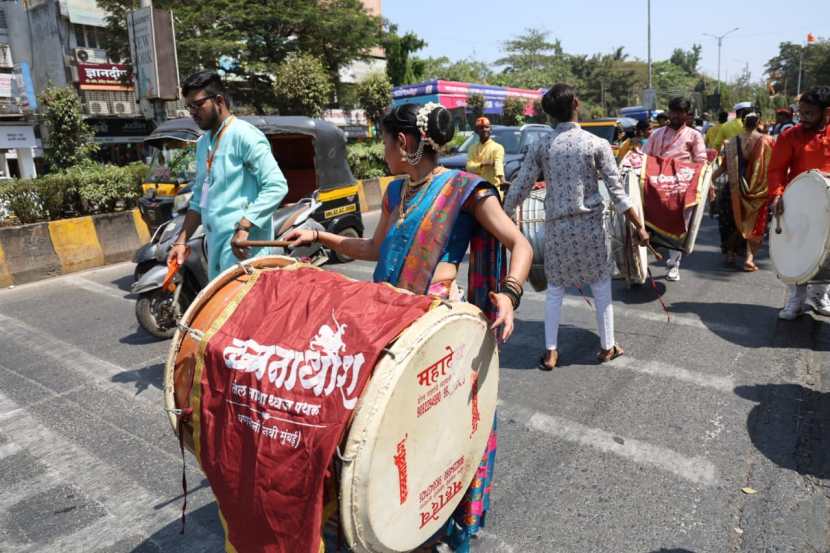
[1,212,830,553]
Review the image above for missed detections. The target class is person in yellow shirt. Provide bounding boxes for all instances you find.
[617,120,651,163]
[712,102,752,151]
[706,111,728,149]
[466,116,505,188]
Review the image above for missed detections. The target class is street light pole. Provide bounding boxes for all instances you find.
[647,0,652,89]
[704,27,739,97]
[797,46,804,97]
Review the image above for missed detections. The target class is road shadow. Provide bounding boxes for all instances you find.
[110,274,136,294]
[120,328,168,345]
[612,278,667,305]
[127,501,225,553]
[669,300,830,351]
[111,362,164,395]
[648,549,697,553]
[502,319,608,370]
[735,383,830,480]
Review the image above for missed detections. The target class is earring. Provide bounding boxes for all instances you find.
[405,141,425,166]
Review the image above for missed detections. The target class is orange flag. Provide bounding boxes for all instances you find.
[807,33,816,44]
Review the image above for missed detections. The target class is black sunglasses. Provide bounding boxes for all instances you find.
[186,95,218,112]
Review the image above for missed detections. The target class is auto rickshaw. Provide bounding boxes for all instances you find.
[579,118,637,158]
[138,116,364,247]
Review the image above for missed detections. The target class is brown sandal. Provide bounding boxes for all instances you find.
[597,344,624,363]
[538,350,558,371]
[743,261,758,272]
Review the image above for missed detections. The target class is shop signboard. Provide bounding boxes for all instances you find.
[127,7,179,101]
[0,125,36,149]
[78,62,132,89]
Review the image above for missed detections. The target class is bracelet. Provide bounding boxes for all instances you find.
[500,278,524,299]
[498,287,521,310]
[173,241,187,246]
[313,230,320,243]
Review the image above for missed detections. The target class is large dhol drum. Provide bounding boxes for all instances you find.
[611,169,649,285]
[164,256,499,553]
[516,183,547,291]
[770,170,830,284]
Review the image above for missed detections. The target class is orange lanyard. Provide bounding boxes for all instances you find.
[206,116,235,174]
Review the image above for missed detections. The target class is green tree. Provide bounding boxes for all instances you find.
[38,86,98,171]
[96,0,382,112]
[467,93,485,119]
[502,97,527,126]
[417,56,494,83]
[766,38,830,98]
[272,53,333,117]
[495,28,574,89]
[356,72,393,127]
[670,45,703,76]
[383,23,427,86]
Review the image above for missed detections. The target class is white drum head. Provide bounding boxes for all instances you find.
[770,171,830,284]
[683,163,713,255]
[340,303,499,553]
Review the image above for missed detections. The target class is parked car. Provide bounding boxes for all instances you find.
[439,123,552,183]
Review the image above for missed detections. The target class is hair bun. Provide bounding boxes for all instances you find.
[426,106,455,147]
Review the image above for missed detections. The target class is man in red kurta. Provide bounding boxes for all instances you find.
[769,86,830,320]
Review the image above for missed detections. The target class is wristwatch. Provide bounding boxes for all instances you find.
[234,220,252,233]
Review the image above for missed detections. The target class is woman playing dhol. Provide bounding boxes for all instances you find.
[286,102,532,551]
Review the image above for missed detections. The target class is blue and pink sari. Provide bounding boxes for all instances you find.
[374,169,505,552]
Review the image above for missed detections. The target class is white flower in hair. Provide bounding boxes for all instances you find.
[416,102,442,151]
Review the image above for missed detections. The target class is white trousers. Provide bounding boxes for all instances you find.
[786,283,830,306]
[545,277,615,351]
[667,250,682,268]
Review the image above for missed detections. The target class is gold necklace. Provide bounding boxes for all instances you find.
[398,167,447,226]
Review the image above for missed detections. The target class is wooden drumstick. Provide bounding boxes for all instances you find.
[645,243,663,261]
[232,238,291,248]
[775,213,783,235]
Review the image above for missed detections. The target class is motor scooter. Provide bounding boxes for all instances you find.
[132,190,327,338]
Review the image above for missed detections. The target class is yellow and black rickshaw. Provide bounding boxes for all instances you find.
[138,116,364,242]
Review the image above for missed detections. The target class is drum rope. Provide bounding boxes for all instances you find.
[646,267,671,324]
[176,408,193,534]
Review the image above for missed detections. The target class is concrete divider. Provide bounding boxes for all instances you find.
[0,209,149,287]
[356,176,398,212]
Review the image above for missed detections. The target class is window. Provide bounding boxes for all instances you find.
[74,24,101,49]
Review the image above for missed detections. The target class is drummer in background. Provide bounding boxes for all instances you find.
[286,102,532,552]
[466,116,506,191]
[768,86,830,320]
[169,70,288,280]
[505,83,650,370]
[643,96,707,282]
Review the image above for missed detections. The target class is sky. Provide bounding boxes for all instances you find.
[383,0,829,85]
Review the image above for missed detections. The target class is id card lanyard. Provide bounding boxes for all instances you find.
[199,115,236,209]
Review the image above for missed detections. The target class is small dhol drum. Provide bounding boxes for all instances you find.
[611,169,649,285]
[516,183,547,292]
[770,170,830,284]
[164,256,499,553]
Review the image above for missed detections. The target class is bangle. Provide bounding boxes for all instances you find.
[174,241,187,246]
[313,230,320,242]
[498,288,521,310]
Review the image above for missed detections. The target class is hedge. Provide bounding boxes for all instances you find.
[346,142,387,180]
[0,162,149,225]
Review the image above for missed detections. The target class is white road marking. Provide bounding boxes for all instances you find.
[333,262,753,337]
[609,356,735,393]
[0,389,222,553]
[0,313,163,411]
[0,442,21,460]
[65,275,132,300]
[499,401,718,486]
[0,262,134,293]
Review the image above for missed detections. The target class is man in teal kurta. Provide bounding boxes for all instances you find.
[170,71,287,279]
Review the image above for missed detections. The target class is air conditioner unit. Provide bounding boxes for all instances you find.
[112,101,134,115]
[75,48,108,64]
[87,101,110,115]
